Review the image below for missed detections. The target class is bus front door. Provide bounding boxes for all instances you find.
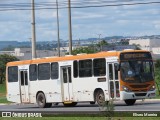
[20,70,29,103]
[61,66,73,102]
[108,63,120,99]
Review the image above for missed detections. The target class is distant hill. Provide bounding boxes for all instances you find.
[0,41,19,50]
[0,35,159,50]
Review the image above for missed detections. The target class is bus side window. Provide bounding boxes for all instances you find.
[93,58,106,76]
[29,64,37,81]
[73,61,78,78]
[20,71,24,85]
[38,63,50,80]
[51,62,59,79]
[79,59,92,77]
[114,64,118,80]
[109,64,113,80]
[8,66,18,82]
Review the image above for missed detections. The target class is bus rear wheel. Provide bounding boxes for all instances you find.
[96,90,105,106]
[36,92,52,108]
[124,99,136,106]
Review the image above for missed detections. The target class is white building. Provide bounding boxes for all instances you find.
[152,47,160,54]
[0,48,66,60]
[0,51,15,56]
[129,38,160,52]
[129,38,160,59]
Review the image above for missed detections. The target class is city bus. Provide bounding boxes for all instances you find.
[6,49,156,108]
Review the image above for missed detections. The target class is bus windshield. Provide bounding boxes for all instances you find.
[120,60,154,83]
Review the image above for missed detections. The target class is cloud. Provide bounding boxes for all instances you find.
[153,21,160,29]
[72,11,106,19]
[0,0,160,41]
[36,9,59,20]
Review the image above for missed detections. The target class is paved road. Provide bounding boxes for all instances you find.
[0,99,160,117]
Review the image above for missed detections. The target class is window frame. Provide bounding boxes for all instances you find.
[29,64,38,81]
[93,58,106,76]
[73,60,78,78]
[79,59,92,77]
[8,66,18,83]
[38,63,51,80]
[51,62,59,79]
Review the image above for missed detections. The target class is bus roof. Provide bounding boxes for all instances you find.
[6,50,149,66]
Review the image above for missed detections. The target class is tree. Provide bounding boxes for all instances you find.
[132,44,141,50]
[0,54,19,84]
[71,46,97,55]
[67,40,109,55]
[96,40,109,51]
[155,59,160,95]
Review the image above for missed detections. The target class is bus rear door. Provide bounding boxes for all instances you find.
[61,66,73,102]
[108,63,120,99]
[20,70,30,103]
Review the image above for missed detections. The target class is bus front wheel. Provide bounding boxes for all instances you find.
[96,90,105,106]
[36,92,52,108]
[124,99,136,106]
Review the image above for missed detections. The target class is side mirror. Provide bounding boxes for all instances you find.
[114,63,120,71]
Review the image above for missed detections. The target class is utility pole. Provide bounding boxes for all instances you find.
[56,0,60,57]
[98,34,102,51]
[68,0,72,55]
[31,0,36,59]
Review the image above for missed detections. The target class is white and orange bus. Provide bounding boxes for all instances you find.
[6,50,156,108]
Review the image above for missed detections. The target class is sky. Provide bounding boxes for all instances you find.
[0,0,160,42]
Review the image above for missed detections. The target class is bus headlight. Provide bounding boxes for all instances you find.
[122,86,132,92]
[149,85,156,91]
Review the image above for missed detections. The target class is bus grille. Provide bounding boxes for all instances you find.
[135,93,147,96]
[130,84,150,88]
[132,89,147,92]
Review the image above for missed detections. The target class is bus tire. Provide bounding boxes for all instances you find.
[90,102,95,105]
[46,103,52,108]
[96,90,105,106]
[124,99,136,106]
[63,102,77,107]
[36,92,50,108]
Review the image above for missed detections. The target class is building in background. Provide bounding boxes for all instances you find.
[102,45,136,51]
[129,38,160,59]
[0,48,66,60]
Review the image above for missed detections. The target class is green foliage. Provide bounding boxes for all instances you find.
[121,41,129,45]
[70,40,109,55]
[96,40,109,51]
[132,44,141,50]
[0,54,19,84]
[0,83,6,94]
[155,59,160,95]
[101,100,115,120]
[71,46,97,55]
[155,59,160,68]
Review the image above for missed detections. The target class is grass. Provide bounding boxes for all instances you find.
[0,97,10,103]
[0,117,160,120]
[0,83,9,103]
[0,83,6,96]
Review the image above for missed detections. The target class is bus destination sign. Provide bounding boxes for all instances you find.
[120,52,152,60]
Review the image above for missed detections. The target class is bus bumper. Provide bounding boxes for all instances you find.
[120,90,156,100]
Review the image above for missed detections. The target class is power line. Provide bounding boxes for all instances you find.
[0,0,155,7]
[0,1,160,11]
